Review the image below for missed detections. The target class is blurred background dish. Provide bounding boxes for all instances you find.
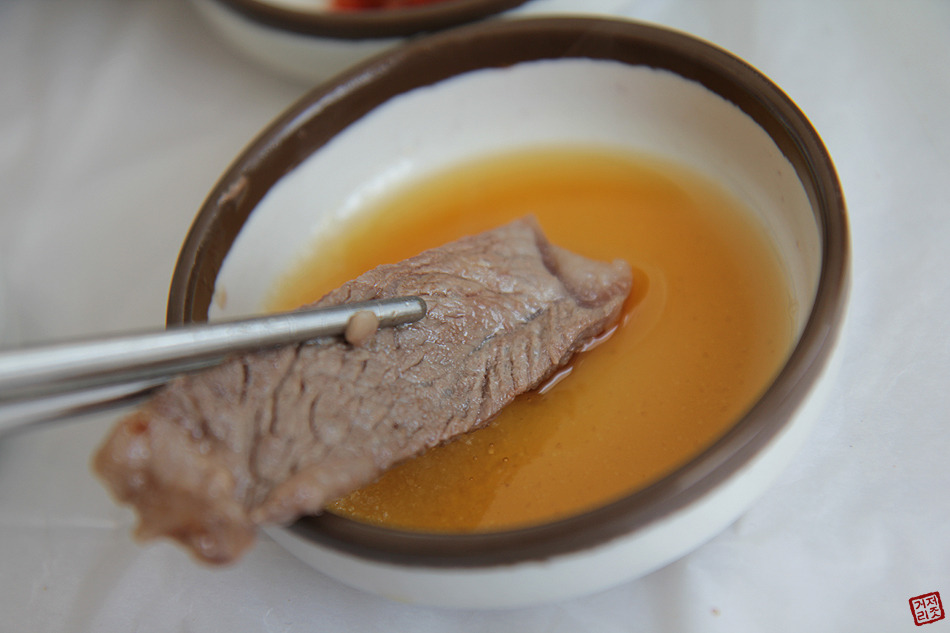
[189,0,638,83]
[190,0,531,83]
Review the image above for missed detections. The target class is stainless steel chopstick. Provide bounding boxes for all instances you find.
[0,296,426,434]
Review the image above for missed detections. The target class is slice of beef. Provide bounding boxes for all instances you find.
[94,217,632,564]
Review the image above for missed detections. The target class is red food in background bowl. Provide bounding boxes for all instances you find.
[332,0,453,10]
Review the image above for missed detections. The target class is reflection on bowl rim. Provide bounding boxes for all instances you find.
[206,0,531,38]
[167,16,849,570]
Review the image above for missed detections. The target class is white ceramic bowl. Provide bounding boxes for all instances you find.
[168,17,849,608]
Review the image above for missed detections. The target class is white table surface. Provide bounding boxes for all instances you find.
[2,0,949,630]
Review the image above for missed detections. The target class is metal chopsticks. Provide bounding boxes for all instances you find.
[0,296,426,434]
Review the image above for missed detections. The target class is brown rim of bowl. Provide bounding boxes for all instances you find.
[168,16,849,568]
[207,0,531,39]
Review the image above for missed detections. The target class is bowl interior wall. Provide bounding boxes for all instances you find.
[210,58,820,331]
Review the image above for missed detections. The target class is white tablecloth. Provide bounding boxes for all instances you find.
[2,1,948,630]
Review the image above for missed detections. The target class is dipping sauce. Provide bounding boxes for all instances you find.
[269,147,793,532]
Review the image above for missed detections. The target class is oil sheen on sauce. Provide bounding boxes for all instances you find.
[269,147,793,533]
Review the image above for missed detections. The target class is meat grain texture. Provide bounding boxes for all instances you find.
[94,217,632,564]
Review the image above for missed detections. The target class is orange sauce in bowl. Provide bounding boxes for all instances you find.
[269,146,793,532]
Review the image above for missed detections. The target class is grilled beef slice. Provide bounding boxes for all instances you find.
[94,217,632,564]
